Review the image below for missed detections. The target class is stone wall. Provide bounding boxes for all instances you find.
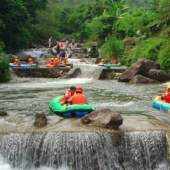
[12,67,70,78]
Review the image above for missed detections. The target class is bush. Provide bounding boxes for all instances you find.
[0,55,10,83]
[100,35,125,60]
[124,37,164,66]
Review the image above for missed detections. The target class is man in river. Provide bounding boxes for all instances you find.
[61,86,76,105]
[68,86,87,105]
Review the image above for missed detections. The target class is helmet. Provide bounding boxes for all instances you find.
[76,86,83,93]
[167,84,170,90]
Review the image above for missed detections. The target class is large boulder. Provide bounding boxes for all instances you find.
[129,74,157,84]
[81,108,123,129]
[118,59,159,82]
[146,69,170,82]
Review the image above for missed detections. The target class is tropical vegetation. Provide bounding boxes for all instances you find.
[1,0,170,82]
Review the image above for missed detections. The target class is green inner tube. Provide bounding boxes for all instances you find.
[49,96,96,116]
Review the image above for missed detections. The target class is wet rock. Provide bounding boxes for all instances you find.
[0,110,8,116]
[146,69,170,82]
[118,59,160,83]
[129,74,156,84]
[34,113,47,127]
[81,108,123,129]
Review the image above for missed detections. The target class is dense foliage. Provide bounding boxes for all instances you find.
[1,0,170,80]
[0,55,10,83]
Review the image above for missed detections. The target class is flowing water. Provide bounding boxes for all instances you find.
[0,58,170,170]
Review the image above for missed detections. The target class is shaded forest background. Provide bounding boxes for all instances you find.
[0,0,170,73]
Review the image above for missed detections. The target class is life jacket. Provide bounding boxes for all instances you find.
[55,58,61,65]
[164,96,170,103]
[13,60,18,65]
[162,90,170,103]
[49,59,55,66]
[100,59,105,64]
[61,90,73,103]
[28,60,33,64]
[71,93,86,105]
[112,59,118,64]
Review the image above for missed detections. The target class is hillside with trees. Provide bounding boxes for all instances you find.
[0,0,170,80]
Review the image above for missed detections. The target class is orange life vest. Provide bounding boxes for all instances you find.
[28,60,33,64]
[49,59,55,66]
[13,60,18,65]
[55,59,61,65]
[61,90,73,103]
[162,90,170,97]
[71,93,86,105]
[112,59,118,64]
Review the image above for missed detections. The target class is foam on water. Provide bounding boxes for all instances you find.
[2,78,93,90]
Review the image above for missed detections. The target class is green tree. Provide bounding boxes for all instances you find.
[100,35,125,60]
[0,55,10,83]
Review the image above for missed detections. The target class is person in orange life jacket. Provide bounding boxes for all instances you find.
[54,58,61,65]
[112,57,119,64]
[49,58,55,66]
[28,58,33,64]
[99,58,105,64]
[161,84,170,103]
[68,86,87,105]
[13,58,19,65]
[61,86,76,105]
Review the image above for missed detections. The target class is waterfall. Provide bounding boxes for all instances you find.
[0,131,168,170]
[16,48,51,58]
[74,64,103,79]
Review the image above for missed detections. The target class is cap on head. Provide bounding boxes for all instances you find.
[167,84,170,90]
[76,86,83,93]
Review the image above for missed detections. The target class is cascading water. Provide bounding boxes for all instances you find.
[16,48,51,58]
[0,131,168,170]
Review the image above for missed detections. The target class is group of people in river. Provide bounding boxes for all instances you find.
[99,57,119,65]
[61,86,87,105]
[13,58,34,65]
[47,40,69,67]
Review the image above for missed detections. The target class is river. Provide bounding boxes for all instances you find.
[0,58,170,170]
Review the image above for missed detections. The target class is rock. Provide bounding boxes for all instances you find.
[0,110,8,116]
[118,59,160,82]
[34,113,47,127]
[146,69,170,82]
[81,108,123,129]
[129,74,157,84]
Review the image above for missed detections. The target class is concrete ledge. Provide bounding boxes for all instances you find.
[12,67,70,78]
